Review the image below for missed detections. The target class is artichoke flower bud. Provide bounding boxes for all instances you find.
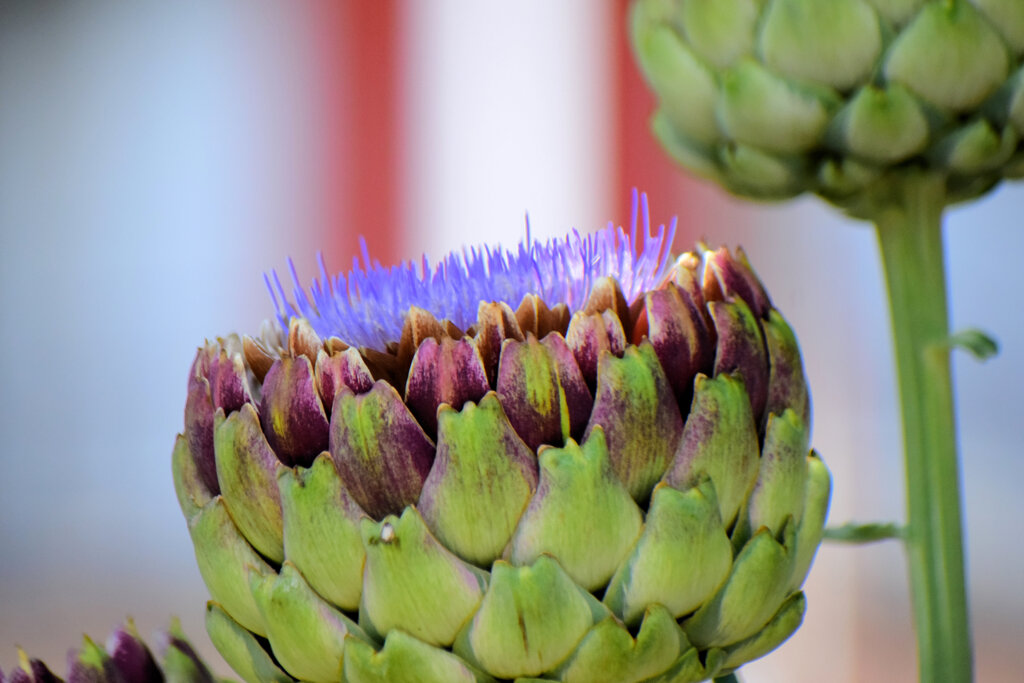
[632,0,1024,208]
[174,193,831,682]
[2,619,214,683]
[3,652,61,683]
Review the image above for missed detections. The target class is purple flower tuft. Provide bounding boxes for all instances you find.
[269,190,677,350]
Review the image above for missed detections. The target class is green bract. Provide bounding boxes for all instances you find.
[632,0,1024,208]
[174,245,830,683]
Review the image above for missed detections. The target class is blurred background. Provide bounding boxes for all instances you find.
[1,2,1021,681]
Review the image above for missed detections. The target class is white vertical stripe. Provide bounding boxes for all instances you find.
[403,0,616,262]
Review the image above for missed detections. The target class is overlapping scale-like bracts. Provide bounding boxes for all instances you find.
[173,246,830,683]
[633,0,1024,207]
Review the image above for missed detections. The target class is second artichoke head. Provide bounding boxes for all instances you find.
[633,0,1024,209]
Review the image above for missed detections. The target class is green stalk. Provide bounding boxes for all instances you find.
[868,171,972,682]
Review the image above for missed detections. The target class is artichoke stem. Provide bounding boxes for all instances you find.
[870,171,972,683]
[823,521,904,543]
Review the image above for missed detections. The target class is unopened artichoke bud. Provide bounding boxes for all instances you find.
[151,618,217,683]
[105,620,162,683]
[67,635,123,683]
[173,193,831,682]
[632,0,1024,208]
[5,649,61,683]
[4,620,214,683]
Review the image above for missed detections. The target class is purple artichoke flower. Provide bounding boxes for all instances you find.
[173,192,830,683]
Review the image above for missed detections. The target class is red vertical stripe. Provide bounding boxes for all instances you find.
[612,0,703,245]
[313,1,404,271]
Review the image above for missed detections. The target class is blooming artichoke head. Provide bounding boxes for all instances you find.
[173,195,831,683]
[632,0,1024,210]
